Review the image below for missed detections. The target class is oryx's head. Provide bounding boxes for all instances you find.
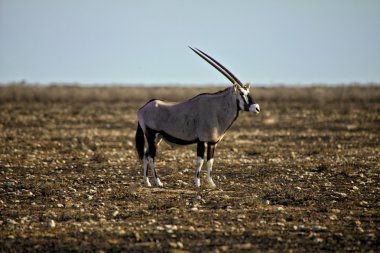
[189,47,260,114]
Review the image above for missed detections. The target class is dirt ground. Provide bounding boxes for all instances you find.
[0,85,379,252]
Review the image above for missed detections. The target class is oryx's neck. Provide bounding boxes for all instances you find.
[215,87,240,135]
[196,87,239,143]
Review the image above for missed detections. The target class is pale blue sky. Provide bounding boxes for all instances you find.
[0,0,379,85]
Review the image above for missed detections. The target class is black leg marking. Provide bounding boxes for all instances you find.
[197,141,205,159]
[207,143,215,161]
[145,127,158,159]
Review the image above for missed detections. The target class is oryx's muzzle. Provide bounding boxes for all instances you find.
[249,103,260,114]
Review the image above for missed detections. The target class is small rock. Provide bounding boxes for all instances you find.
[194,195,202,200]
[20,217,29,224]
[47,219,56,228]
[112,210,119,217]
[334,192,347,198]
[7,219,18,225]
[313,225,327,231]
[133,231,141,241]
[177,241,184,248]
[315,237,324,243]
[148,218,156,224]
[68,187,77,193]
[169,242,177,248]
[57,203,64,208]
[235,243,252,250]
[352,186,359,191]
[329,214,338,221]
[220,245,229,252]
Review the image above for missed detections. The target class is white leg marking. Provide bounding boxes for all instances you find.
[207,158,216,188]
[143,156,151,187]
[194,156,204,187]
[148,156,163,187]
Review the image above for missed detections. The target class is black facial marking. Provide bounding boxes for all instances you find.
[248,94,254,105]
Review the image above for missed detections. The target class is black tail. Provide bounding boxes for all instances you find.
[135,123,145,160]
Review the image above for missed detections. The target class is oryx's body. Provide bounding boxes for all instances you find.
[138,87,238,143]
[135,47,260,188]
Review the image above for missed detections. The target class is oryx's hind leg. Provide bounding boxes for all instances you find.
[143,156,151,187]
[206,143,216,188]
[146,130,163,187]
[194,141,205,187]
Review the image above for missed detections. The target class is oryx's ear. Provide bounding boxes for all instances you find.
[233,82,239,92]
[245,83,250,89]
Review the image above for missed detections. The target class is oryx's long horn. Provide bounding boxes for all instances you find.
[189,46,243,87]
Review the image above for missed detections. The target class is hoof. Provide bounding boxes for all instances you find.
[144,179,152,187]
[207,179,216,188]
[194,178,201,188]
[155,178,164,187]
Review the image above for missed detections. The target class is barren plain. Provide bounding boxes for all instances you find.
[0,85,379,252]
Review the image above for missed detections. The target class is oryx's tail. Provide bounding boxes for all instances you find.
[135,122,145,160]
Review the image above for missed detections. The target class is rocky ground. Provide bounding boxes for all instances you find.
[0,85,379,252]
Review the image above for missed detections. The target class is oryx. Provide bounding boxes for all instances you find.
[135,47,260,188]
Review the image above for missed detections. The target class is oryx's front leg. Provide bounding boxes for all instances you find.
[194,141,205,187]
[206,143,216,188]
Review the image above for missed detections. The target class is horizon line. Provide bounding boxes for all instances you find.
[1,80,380,88]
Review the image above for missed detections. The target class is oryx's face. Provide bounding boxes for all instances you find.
[236,84,260,113]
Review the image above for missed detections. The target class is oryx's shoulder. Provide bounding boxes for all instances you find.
[138,99,178,111]
[154,100,179,107]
